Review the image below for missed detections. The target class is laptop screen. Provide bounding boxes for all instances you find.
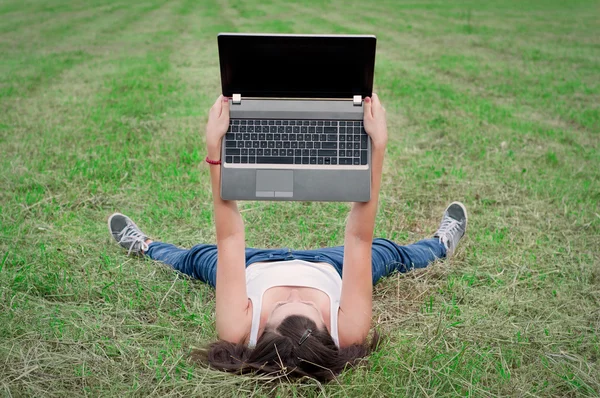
[218,34,376,99]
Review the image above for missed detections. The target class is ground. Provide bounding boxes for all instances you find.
[0,0,599,396]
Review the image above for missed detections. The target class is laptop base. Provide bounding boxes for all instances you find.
[221,167,371,202]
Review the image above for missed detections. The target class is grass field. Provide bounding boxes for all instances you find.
[1,0,599,396]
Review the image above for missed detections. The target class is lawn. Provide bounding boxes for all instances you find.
[1,0,599,396]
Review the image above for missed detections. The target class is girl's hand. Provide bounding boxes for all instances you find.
[363,93,388,150]
[206,95,230,153]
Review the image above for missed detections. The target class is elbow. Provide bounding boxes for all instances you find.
[346,230,374,246]
[216,324,248,345]
[216,231,245,248]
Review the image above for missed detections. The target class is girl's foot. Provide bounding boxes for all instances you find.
[108,213,150,256]
[434,202,468,258]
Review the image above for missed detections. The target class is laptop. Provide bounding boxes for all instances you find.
[217,33,377,202]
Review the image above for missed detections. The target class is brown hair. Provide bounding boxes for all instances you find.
[192,315,380,381]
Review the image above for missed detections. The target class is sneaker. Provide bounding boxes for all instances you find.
[434,202,468,258]
[108,213,149,256]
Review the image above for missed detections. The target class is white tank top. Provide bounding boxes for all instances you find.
[246,259,342,348]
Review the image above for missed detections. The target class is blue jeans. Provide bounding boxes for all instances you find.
[145,238,446,288]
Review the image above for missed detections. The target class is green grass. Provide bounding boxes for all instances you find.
[1,0,599,396]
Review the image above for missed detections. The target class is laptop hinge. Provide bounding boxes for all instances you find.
[353,95,362,106]
[232,93,241,104]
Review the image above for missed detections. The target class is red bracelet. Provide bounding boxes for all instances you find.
[205,156,221,165]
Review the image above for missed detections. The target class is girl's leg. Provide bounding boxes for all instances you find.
[370,237,446,284]
[145,242,219,287]
[295,237,446,285]
[109,213,283,288]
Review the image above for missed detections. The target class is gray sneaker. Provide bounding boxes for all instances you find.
[108,213,149,256]
[434,202,468,258]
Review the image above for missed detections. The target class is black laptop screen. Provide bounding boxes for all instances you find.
[218,34,376,99]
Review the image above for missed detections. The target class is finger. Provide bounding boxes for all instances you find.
[220,95,230,119]
[371,93,382,116]
[363,97,372,119]
[210,95,223,116]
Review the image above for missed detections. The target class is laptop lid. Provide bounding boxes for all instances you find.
[218,33,376,99]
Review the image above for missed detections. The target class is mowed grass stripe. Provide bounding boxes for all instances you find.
[287,0,600,138]
[0,1,163,43]
[0,1,124,35]
[379,4,600,60]
[0,1,185,220]
[0,1,170,105]
[288,0,599,133]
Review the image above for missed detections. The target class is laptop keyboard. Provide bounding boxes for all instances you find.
[224,119,368,166]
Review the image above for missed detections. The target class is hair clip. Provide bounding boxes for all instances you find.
[298,328,313,346]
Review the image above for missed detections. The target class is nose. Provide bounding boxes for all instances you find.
[287,289,302,302]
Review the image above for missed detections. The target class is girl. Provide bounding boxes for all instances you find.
[107,94,467,381]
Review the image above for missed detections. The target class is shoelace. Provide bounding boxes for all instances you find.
[118,223,149,255]
[437,218,462,248]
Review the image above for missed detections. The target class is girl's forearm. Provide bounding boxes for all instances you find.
[208,145,245,241]
[345,146,385,242]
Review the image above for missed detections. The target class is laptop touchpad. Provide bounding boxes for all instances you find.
[255,170,293,198]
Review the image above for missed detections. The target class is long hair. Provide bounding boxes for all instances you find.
[191,315,380,381]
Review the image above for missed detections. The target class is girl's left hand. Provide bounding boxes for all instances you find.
[206,95,230,151]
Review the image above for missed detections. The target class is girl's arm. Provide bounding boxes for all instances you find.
[337,94,388,347]
[206,96,251,343]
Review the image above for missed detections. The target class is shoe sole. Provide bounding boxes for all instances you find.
[444,201,468,259]
[448,201,468,233]
[107,212,127,241]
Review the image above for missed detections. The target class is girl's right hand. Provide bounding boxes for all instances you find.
[363,93,388,150]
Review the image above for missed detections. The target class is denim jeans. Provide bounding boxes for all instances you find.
[145,238,446,288]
